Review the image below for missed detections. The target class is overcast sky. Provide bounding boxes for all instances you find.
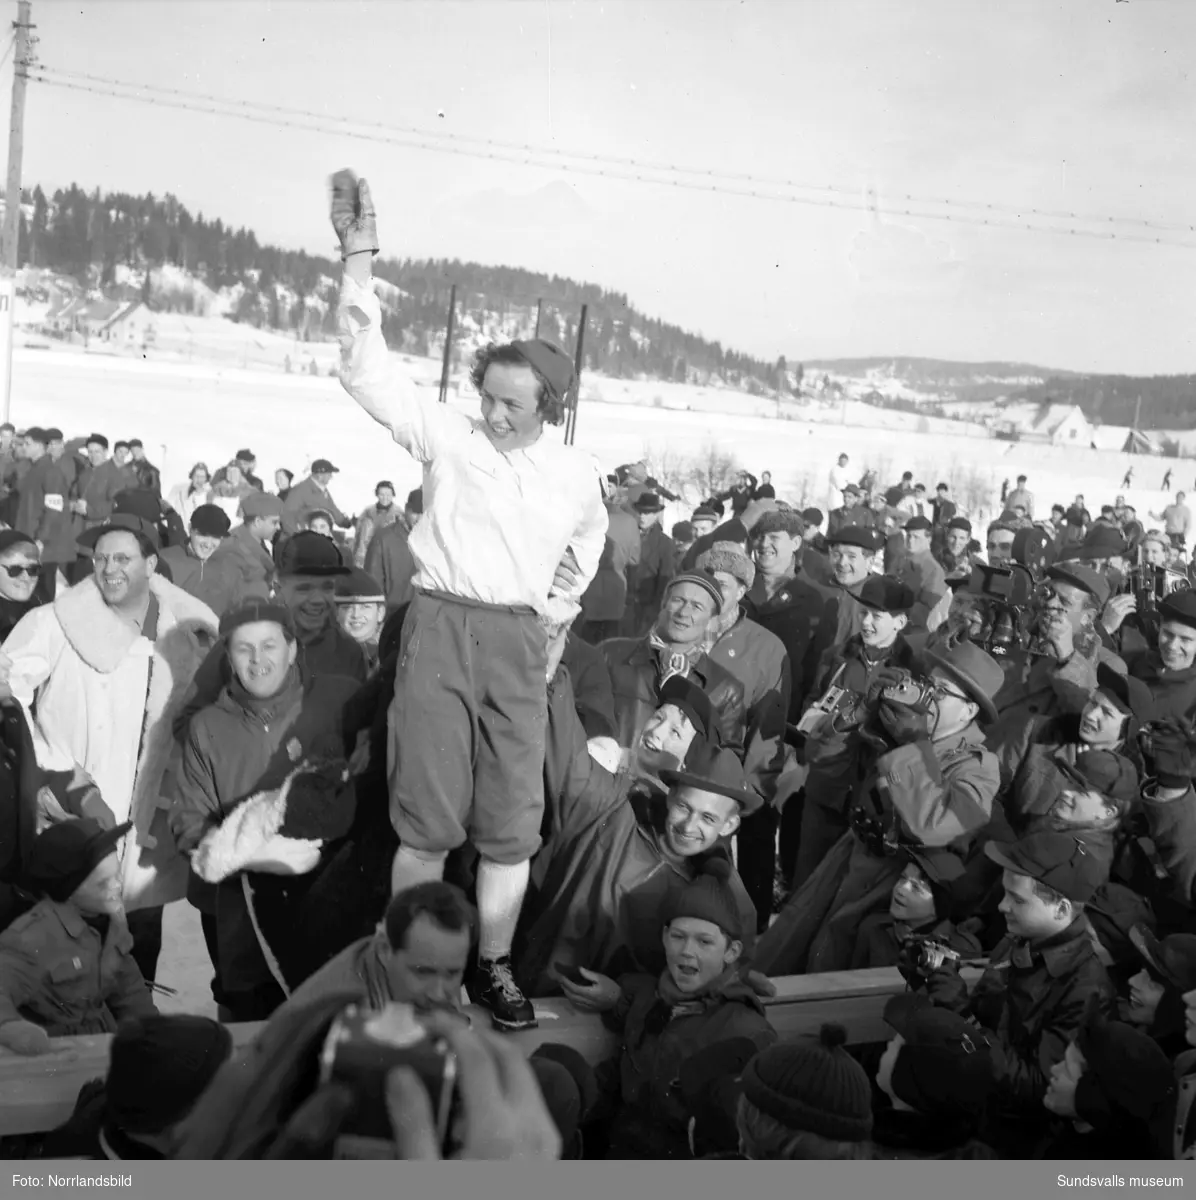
[15,0,1196,374]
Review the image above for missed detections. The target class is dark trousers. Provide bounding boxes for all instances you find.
[199,911,226,1005]
[794,784,852,890]
[220,979,286,1024]
[736,806,778,933]
[777,787,805,889]
[126,905,164,983]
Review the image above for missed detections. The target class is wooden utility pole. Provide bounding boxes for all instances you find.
[1,0,33,424]
[564,304,587,446]
[437,284,457,404]
[533,298,542,338]
[1132,393,1142,432]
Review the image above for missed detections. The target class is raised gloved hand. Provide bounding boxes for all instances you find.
[1142,718,1196,790]
[329,170,380,259]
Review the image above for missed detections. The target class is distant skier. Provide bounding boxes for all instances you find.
[1163,468,1173,490]
[1000,478,1010,503]
[1121,466,1133,489]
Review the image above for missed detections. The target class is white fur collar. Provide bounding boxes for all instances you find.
[52,574,217,673]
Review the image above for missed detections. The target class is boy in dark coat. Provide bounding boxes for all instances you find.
[596,858,776,1159]
[925,830,1116,1155]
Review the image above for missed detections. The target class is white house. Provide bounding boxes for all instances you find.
[100,301,156,347]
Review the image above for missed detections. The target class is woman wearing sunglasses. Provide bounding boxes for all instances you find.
[0,530,47,641]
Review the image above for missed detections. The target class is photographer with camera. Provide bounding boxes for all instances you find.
[923,830,1115,1157]
[789,576,919,889]
[758,639,1002,976]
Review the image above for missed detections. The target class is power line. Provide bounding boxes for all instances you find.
[36,65,1195,237]
[36,64,1196,239]
[28,69,1196,251]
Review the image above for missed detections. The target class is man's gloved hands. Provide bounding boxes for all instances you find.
[876,699,931,745]
[924,961,970,1013]
[1142,717,1196,790]
[329,170,380,259]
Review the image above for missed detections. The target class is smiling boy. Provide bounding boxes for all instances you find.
[331,170,607,1029]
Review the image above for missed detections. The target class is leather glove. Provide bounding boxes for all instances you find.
[329,170,380,259]
[876,698,931,745]
[924,961,969,1013]
[1143,718,1196,790]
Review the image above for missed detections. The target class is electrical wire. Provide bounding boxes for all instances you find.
[35,64,1195,236]
[0,31,17,73]
[28,68,1196,251]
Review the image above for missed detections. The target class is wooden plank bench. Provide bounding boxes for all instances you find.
[0,967,976,1137]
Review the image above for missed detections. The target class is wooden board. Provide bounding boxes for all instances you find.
[0,968,981,1137]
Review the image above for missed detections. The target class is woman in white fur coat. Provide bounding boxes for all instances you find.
[0,514,218,979]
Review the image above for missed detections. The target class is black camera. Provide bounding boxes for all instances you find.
[319,1002,461,1159]
[897,933,961,987]
[952,562,1050,659]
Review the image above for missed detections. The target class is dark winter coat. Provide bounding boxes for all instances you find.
[515,668,757,996]
[281,478,350,536]
[599,635,747,754]
[968,918,1114,1125]
[77,460,127,531]
[157,544,241,618]
[16,456,75,565]
[363,520,417,614]
[170,673,358,994]
[627,524,676,636]
[602,971,775,1159]
[208,524,276,605]
[1127,653,1196,725]
[561,630,617,740]
[743,576,837,719]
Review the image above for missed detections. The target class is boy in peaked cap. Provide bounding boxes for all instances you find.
[0,819,156,1056]
[331,168,608,1032]
[598,857,776,1160]
[924,830,1115,1155]
[334,566,386,671]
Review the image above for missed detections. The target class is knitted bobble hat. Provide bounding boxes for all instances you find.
[741,1025,874,1142]
[663,857,743,941]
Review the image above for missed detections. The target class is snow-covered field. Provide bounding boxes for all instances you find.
[9,343,1186,1012]
[10,345,1186,535]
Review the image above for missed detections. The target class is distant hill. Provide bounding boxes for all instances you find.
[802,356,1196,430]
[15,183,793,396]
[1003,374,1196,431]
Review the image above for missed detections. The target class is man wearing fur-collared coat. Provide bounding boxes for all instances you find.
[0,514,218,981]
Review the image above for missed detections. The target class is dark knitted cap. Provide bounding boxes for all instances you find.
[663,857,743,941]
[107,1015,234,1134]
[190,504,232,538]
[219,600,295,640]
[741,1025,873,1142]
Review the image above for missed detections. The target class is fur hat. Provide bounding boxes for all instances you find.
[697,541,755,590]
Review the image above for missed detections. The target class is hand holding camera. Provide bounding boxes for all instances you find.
[924,959,970,1013]
[386,1012,562,1161]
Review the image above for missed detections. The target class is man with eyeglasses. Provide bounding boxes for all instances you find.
[0,513,218,983]
[757,639,1002,976]
[330,170,607,1030]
